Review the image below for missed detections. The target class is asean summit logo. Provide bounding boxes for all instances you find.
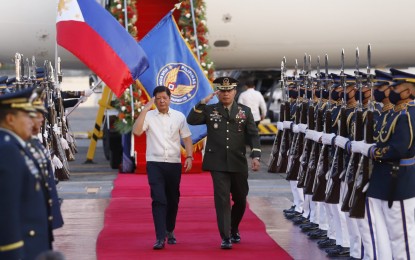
[157,63,198,104]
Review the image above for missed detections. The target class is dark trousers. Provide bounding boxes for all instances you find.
[147,161,181,240]
[210,171,249,239]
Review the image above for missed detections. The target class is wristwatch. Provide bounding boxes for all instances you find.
[253,157,260,161]
[186,156,194,160]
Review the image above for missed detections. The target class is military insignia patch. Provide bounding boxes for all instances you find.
[157,63,198,104]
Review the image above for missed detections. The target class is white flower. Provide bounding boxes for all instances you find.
[116,4,122,9]
[122,119,127,124]
[185,13,191,18]
[121,106,126,112]
[201,20,207,25]
[198,45,203,50]
[201,62,206,67]
[204,70,208,74]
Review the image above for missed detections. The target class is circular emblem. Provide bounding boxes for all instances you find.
[157,63,199,104]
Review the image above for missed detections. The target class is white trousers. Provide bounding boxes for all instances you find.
[290,180,304,213]
[368,197,415,260]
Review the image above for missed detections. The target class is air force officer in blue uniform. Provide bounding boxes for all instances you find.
[0,87,52,259]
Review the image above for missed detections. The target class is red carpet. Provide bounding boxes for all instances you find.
[96,173,293,259]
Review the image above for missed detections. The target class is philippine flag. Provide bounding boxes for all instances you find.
[56,0,149,97]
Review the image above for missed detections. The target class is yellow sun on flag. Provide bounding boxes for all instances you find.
[57,0,72,16]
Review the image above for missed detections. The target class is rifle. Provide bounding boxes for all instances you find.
[43,61,71,180]
[349,44,374,218]
[312,54,331,201]
[286,57,308,181]
[304,56,323,194]
[325,49,347,204]
[268,59,287,172]
[341,48,364,212]
[298,55,314,188]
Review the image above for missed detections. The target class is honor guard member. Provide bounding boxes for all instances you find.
[0,76,8,94]
[187,77,261,249]
[0,87,52,259]
[320,74,351,256]
[352,68,415,260]
[28,92,64,232]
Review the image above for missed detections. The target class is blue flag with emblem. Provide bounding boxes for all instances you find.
[137,11,217,147]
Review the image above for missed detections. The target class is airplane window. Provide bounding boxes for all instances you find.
[214,40,230,47]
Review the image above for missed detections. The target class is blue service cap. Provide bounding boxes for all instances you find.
[373,70,392,87]
[390,68,415,86]
[0,76,7,85]
[6,77,16,86]
[0,86,37,112]
[330,73,355,88]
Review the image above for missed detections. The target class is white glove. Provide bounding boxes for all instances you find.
[283,121,293,129]
[37,132,43,143]
[52,155,63,169]
[351,141,375,157]
[84,88,93,97]
[53,124,61,135]
[276,122,283,131]
[305,129,315,140]
[322,133,336,145]
[66,132,74,143]
[298,123,308,133]
[292,124,299,133]
[60,137,69,150]
[43,129,48,140]
[313,131,323,142]
[335,136,350,149]
[80,96,88,103]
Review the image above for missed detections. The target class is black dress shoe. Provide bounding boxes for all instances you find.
[301,223,319,232]
[153,239,165,250]
[308,229,327,239]
[283,205,295,213]
[327,247,350,257]
[221,238,232,249]
[284,211,302,219]
[293,216,309,225]
[231,233,241,243]
[318,239,337,249]
[166,231,176,244]
[325,245,343,254]
[299,222,318,229]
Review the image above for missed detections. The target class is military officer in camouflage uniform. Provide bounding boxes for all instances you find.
[0,87,52,259]
[187,77,261,249]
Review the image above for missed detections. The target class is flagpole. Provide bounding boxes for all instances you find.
[189,0,201,62]
[122,0,136,158]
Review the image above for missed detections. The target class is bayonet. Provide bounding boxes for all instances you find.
[367,44,374,111]
[15,53,21,83]
[325,54,331,109]
[30,56,37,81]
[355,47,363,110]
[340,49,346,107]
[25,58,30,83]
[317,56,322,105]
[57,57,63,83]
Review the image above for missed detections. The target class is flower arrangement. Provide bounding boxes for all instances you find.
[178,0,215,81]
